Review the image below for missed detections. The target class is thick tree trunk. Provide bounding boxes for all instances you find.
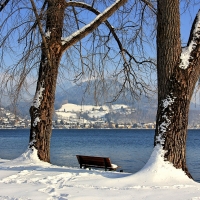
[156,0,181,102]
[155,67,196,178]
[28,0,128,162]
[155,1,200,177]
[29,53,60,162]
[29,0,65,162]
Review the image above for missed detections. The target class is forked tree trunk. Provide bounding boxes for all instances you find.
[29,0,65,162]
[155,0,200,177]
[29,0,128,162]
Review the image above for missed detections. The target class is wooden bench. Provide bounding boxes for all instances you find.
[76,155,119,171]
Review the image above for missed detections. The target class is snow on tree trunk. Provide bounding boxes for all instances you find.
[29,53,60,162]
[28,0,128,162]
[29,0,65,162]
[155,69,194,178]
[155,1,200,178]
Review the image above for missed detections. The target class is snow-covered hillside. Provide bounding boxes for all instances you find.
[55,103,129,120]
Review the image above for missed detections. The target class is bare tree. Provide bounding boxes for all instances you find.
[29,0,130,162]
[0,0,155,162]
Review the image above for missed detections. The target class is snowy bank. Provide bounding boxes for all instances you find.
[0,148,200,200]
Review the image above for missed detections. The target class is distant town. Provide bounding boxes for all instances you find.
[0,107,31,129]
[0,103,199,129]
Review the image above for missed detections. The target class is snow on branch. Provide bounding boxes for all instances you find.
[64,1,155,68]
[0,0,10,12]
[61,0,127,50]
[180,10,200,69]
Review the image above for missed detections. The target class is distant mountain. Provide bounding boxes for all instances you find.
[5,101,31,118]
[55,79,200,125]
[3,78,200,126]
[55,79,156,109]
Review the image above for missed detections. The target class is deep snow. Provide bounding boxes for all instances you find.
[0,146,200,200]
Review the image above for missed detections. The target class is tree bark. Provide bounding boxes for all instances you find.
[29,0,65,162]
[155,1,200,178]
[156,0,181,102]
[155,67,196,178]
[29,0,128,162]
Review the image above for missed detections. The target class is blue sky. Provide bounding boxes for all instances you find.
[1,2,200,105]
[180,5,199,45]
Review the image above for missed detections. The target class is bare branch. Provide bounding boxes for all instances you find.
[65,1,155,67]
[62,0,128,52]
[30,0,51,67]
[140,0,157,14]
[18,1,47,42]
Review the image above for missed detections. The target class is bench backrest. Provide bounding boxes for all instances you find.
[76,155,112,168]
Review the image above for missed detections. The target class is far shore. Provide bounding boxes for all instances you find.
[0,128,199,130]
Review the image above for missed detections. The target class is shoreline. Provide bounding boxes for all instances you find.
[0,128,199,130]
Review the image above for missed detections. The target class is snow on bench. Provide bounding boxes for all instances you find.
[76,155,119,171]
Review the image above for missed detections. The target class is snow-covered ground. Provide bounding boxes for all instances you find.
[0,146,200,200]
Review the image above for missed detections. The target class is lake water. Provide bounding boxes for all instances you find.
[0,129,200,182]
